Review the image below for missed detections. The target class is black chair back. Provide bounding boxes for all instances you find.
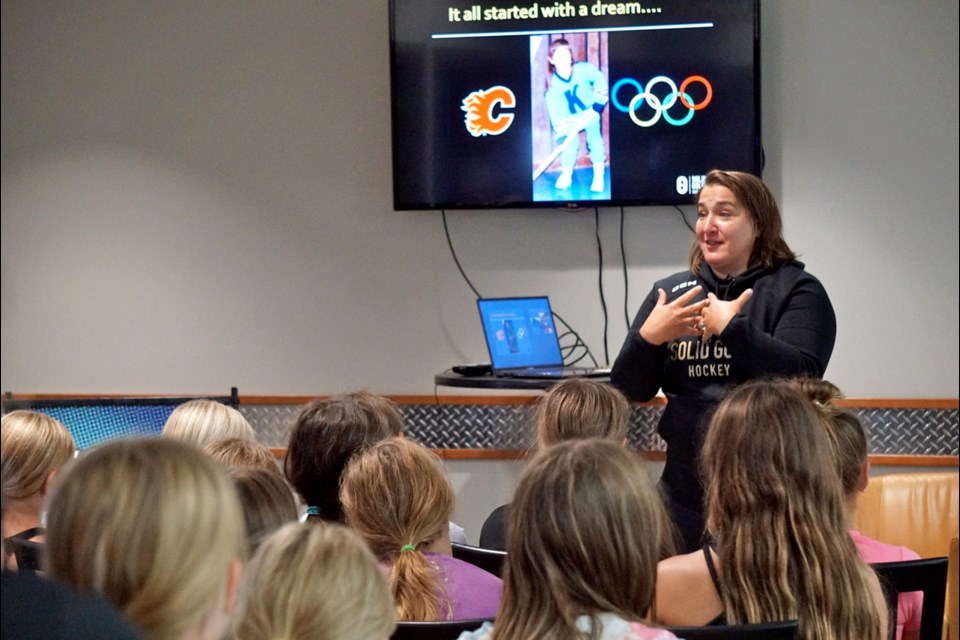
[390,617,492,640]
[450,542,506,578]
[663,619,799,639]
[872,557,948,640]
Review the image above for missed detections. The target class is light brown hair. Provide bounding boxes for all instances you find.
[702,379,883,640]
[341,438,453,621]
[791,378,869,497]
[493,439,666,640]
[535,378,630,447]
[228,466,299,551]
[204,437,278,472]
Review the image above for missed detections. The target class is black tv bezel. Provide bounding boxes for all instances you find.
[388,0,762,211]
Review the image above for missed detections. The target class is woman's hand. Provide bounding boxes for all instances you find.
[700,289,753,342]
[639,286,709,345]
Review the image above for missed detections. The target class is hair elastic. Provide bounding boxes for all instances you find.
[400,544,417,553]
[305,506,323,517]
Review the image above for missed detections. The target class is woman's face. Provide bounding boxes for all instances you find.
[696,184,758,278]
[549,45,572,77]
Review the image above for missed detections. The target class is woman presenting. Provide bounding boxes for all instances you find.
[610,169,836,552]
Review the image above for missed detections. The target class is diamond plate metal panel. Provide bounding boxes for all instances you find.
[856,408,958,456]
[403,404,537,449]
[239,405,300,446]
[239,402,957,456]
[628,406,667,452]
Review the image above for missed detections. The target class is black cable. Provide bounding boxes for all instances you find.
[620,206,630,331]
[442,208,602,368]
[594,207,609,365]
[441,209,482,299]
[552,310,599,368]
[674,204,696,233]
[558,330,586,359]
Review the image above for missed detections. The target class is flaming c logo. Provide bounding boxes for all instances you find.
[461,86,516,137]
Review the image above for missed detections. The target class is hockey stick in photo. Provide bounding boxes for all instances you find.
[532,109,600,182]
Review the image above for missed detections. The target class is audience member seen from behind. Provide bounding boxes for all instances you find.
[284,391,469,541]
[1,410,75,572]
[341,437,502,621]
[611,169,837,552]
[796,377,922,640]
[479,378,631,550]
[654,379,887,640]
[284,393,402,524]
[1,459,143,640]
[44,438,247,640]
[461,439,677,640]
[204,437,279,472]
[161,399,254,449]
[234,522,395,640]
[228,466,299,553]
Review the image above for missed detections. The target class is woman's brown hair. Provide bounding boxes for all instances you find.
[690,170,797,272]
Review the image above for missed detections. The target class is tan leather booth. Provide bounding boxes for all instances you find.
[853,472,959,560]
[854,472,959,639]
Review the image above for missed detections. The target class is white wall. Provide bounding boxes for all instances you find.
[2,1,958,397]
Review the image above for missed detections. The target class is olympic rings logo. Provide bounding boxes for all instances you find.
[611,75,713,127]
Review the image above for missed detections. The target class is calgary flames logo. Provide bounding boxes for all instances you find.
[461,86,516,137]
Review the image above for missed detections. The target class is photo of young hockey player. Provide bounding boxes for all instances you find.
[531,33,610,201]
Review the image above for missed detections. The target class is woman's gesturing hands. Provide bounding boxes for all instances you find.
[699,289,753,342]
[639,286,710,346]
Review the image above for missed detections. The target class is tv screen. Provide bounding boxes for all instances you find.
[390,0,760,210]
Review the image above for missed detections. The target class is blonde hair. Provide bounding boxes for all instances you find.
[235,522,396,640]
[161,400,253,448]
[493,439,666,640]
[702,380,883,640]
[204,437,278,471]
[340,437,453,621]
[45,438,247,640]
[535,378,630,447]
[1,410,75,499]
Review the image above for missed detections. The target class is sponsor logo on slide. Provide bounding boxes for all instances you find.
[461,86,517,136]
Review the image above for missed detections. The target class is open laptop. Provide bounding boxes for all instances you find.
[476,296,610,379]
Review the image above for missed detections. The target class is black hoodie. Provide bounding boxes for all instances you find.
[611,260,836,516]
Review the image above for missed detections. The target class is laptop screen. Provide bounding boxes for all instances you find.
[477,297,564,371]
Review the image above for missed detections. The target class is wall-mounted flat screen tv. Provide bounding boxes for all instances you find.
[390,0,760,210]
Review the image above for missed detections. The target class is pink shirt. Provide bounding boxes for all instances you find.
[850,529,922,640]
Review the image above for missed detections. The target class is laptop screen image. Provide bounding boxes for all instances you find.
[476,297,564,373]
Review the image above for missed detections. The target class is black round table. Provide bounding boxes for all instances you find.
[434,369,610,390]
